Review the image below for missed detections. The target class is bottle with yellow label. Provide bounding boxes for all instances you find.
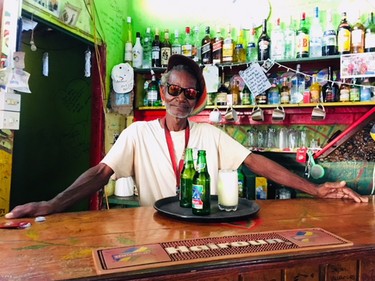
[337,12,352,54]
[296,12,309,58]
[310,74,321,103]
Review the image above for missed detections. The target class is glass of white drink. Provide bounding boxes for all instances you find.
[217,170,238,212]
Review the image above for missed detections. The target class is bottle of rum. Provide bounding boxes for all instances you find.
[257,19,271,61]
[337,12,351,54]
[161,29,172,67]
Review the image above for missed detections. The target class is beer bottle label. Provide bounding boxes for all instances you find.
[192,184,204,209]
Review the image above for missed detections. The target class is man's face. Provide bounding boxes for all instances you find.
[161,70,198,119]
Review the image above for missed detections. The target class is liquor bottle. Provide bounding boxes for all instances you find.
[365,12,375,52]
[351,13,365,53]
[267,78,280,104]
[257,19,271,61]
[132,31,143,68]
[124,16,133,64]
[309,7,323,57]
[161,29,172,67]
[201,26,212,64]
[222,26,234,63]
[323,67,335,102]
[339,79,350,102]
[192,150,211,216]
[216,72,229,106]
[284,16,296,59]
[322,10,337,56]
[230,80,240,105]
[142,27,152,68]
[360,78,372,101]
[349,78,360,102]
[296,12,309,58]
[241,85,251,105]
[171,29,182,55]
[255,91,268,105]
[280,77,290,104]
[151,29,161,67]
[234,28,246,63]
[246,27,257,62]
[179,148,196,208]
[337,12,351,54]
[146,70,160,106]
[290,64,305,104]
[310,74,321,103]
[182,27,193,58]
[271,18,285,60]
[192,26,201,63]
[212,27,223,64]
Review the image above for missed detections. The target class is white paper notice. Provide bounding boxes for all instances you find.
[202,65,219,93]
[239,63,271,96]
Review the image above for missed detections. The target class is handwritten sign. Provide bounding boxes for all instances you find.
[239,63,271,96]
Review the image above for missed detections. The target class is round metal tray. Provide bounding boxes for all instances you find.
[154,195,260,222]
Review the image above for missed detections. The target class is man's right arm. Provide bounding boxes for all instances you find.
[5,163,114,219]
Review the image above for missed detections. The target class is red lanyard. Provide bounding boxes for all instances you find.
[162,118,190,191]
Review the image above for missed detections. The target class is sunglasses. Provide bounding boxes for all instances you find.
[166,83,199,100]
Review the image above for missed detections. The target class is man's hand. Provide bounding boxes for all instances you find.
[316,181,368,203]
[5,201,54,219]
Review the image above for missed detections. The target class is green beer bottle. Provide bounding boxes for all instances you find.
[179,148,195,208]
[192,150,211,215]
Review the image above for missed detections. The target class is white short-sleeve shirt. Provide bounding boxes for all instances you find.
[101,119,250,206]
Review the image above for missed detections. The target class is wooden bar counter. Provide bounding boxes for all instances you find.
[1,197,375,281]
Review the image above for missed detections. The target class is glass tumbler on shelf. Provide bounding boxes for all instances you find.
[247,129,258,149]
[288,128,300,151]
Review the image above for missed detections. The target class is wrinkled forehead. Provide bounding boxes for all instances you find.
[168,69,198,88]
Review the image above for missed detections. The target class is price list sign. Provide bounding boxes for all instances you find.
[239,62,271,96]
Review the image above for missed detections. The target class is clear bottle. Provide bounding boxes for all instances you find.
[192,26,201,63]
[257,19,271,61]
[322,10,337,56]
[171,29,182,55]
[267,78,280,104]
[309,7,323,57]
[132,31,143,68]
[142,27,152,68]
[192,150,211,216]
[246,27,257,62]
[271,18,285,60]
[179,148,196,208]
[201,26,212,64]
[182,26,193,58]
[212,27,223,64]
[296,12,309,58]
[151,29,161,67]
[284,16,296,59]
[337,12,351,54]
[351,12,365,53]
[222,26,234,63]
[365,12,375,52]
[310,74,321,103]
[280,77,290,104]
[161,29,172,67]
[290,64,305,104]
[124,16,133,64]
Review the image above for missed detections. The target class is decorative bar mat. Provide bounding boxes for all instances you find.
[93,228,352,275]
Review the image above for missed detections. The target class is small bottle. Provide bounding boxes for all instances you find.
[201,26,212,64]
[271,18,285,60]
[257,19,271,61]
[322,10,337,56]
[171,29,182,55]
[151,29,161,67]
[296,12,309,58]
[337,12,351,54]
[142,27,152,68]
[309,7,323,57]
[351,12,365,53]
[182,27,193,58]
[132,31,143,68]
[124,16,133,64]
[212,27,223,64]
[280,77,290,104]
[339,79,350,102]
[310,74,321,103]
[192,150,211,216]
[365,12,375,52]
[179,148,196,208]
[349,78,360,102]
[161,29,172,67]
[222,26,234,63]
[246,27,257,62]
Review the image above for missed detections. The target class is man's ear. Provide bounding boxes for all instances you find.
[159,85,166,101]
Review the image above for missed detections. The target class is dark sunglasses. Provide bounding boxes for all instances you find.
[166,83,199,100]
